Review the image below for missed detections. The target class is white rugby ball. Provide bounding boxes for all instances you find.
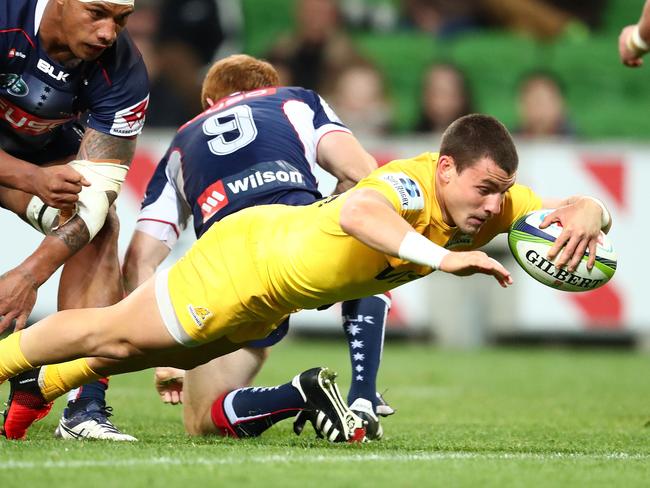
[508,209,617,292]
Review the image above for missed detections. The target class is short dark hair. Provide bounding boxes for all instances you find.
[439,114,518,175]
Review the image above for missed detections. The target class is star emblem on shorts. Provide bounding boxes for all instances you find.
[347,324,361,336]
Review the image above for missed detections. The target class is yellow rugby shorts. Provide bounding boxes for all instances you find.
[154,213,288,346]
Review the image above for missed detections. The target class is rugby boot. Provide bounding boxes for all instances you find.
[1,368,53,440]
[54,399,137,441]
[292,367,366,443]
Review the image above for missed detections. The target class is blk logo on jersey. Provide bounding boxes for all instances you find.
[37,59,69,82]
[110,96,149,136]
[0,73,29,97]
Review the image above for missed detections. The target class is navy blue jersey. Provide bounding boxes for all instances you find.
[138,87,350,240]
[0,0,149,160]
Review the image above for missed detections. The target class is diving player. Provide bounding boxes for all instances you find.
[0,0,148,440]
[123,54,391,440]
[0,112,611,440]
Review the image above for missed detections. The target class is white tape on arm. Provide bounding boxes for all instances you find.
[631,25,650,52]
[26,195,58,235]
[68,160,129,240]
[398,231,450,270]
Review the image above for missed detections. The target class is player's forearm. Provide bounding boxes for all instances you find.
[639,0,650,42]
[122,254,161,293]
[0,150,39,194]
[123,262,158,293]
[123,231,171,293]
[18,221,89,286]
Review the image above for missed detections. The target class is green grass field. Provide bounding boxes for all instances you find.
[1,340,650,487]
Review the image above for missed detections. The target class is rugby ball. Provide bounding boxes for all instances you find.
[508,209,617,292]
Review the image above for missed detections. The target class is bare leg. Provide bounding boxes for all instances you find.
[19,277,180,366]
[85,336,243,378]
[183,347,269,435]
[58,206,123,310]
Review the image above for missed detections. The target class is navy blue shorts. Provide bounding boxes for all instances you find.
[247,317,290,348]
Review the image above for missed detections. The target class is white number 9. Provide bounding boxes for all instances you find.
[203,105,258,156]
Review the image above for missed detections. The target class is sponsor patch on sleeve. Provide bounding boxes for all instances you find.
[379,173,424,210]
[110,95,149,136]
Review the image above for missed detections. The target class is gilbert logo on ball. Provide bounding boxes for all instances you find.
[508,210,617,292]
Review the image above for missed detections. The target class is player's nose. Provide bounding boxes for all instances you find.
[484,194,502,216]
[96,20,119,46]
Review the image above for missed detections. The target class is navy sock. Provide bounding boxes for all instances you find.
[66,379,108,409]
[222,382,306,437]
[342,294,389,409]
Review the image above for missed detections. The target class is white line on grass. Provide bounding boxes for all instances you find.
[2,451,649,469]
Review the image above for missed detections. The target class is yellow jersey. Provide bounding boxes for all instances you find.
[164,152,542,345]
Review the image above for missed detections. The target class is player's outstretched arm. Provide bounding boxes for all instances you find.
[339,188,512,287]
[539,196,611,272]
[0,130,136,332]
[618,0,650,67]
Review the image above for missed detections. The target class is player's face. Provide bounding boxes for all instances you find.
[60,0,133,61]
[438,156,516,235]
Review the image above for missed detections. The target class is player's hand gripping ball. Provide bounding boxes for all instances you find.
[508,210,617,292]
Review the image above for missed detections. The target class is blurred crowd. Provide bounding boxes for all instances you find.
[131,0,609,137]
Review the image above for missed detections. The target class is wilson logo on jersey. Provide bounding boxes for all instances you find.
[226,169,305,194]
[110,95,149,136]
[0,96,72,134]
[198,180,229,221]
[196,161,310,222]
[379,173,424,211]
[187,305,213,329]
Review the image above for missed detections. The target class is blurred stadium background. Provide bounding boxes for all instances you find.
[5,0,649,347]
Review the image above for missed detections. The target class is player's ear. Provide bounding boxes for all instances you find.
[438,155,454,183]
[206,97,215,107]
